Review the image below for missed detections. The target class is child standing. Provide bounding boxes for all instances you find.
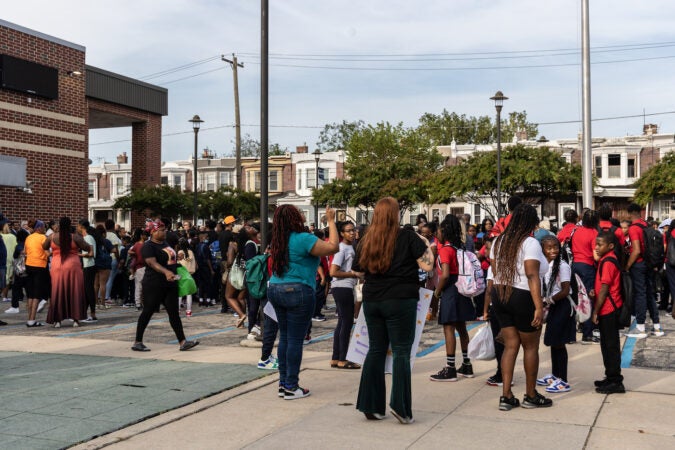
[537,236,575,393]
[590,231,625,394]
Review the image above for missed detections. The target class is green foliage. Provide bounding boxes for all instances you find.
[316,120,365,152]
[314,122,443,217]
[237,134,287,157]
[417,110,538,146]
[197,187,260,221]
[633,151,675,205]
[113,185,190,221]
[427,144,581,214]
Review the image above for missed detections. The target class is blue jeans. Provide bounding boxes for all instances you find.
[260,298,279,361]
[105,258,118,300]
[268,282,315,390]
[630,261,659,325]
[572,262,596,338]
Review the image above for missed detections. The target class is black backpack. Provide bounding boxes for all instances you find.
[561,228,576,264]
[631,223,664,269]
[598,256,633,329]
[667,231,675,268]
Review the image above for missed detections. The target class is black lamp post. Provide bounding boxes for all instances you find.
[490,91,508,216]
[313,149,322,227]
[189,115,204,226]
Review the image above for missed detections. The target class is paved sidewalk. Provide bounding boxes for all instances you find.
[0,305,673,449]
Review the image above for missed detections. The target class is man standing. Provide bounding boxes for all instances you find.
[104,219,121,305]
[625,203,662,338]
[219,216,236,312]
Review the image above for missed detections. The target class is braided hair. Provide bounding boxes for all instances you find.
[540,235,561,298]
[439,215,463,248]
[270,205,307,277]
[493,203,539,301]
[58,217,72,263]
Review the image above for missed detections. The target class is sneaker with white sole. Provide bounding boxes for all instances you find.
[258,356,279,370]
[5,307,20,314]
[625,327,648,339]
[652,326,665,337]
[429,366,458,382]
[536,373,558,386]
[82,317,98,323]
[284,386,310,400]
[545,378,571,393]
[37,299,47,313]
[457,363,474,378]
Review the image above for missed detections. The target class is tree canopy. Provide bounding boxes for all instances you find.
[315,120,365,152]
[633,151,675,205]
[426,144,582,215]
[314,121,443,218]
[237,134,287,157]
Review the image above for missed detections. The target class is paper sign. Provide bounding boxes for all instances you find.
[263,300,277,322]
[346,288,432,372]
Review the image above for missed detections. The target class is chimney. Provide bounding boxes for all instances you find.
[116,152,128,164]
[296,144,308,154]
[643,123,658,135]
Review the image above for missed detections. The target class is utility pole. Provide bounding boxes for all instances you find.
[222,54,244,190]
[581,0,593,209]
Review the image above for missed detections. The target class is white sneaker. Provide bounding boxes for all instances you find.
[37,299,47,313]
[592,329,601,338]
[5,307,20,314]
[652,327,665,337]
[625,327,647,339]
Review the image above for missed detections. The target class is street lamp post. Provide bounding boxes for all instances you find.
[313,149,322,228]
[189,115,204,226]
[490,91,508,217]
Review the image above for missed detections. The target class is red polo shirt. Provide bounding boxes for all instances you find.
[596,253,623,316]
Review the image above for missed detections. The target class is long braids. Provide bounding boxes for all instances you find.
[58,217,72,263]
[494,204,539,301]
[439,215,463,249]
[540,235,561,297]
[270,205,307,276]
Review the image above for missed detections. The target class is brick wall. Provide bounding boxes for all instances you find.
[0,23,88,223]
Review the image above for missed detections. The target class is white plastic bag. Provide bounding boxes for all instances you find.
[467,323,495,360]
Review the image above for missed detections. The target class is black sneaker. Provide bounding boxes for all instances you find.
[457,363,474,378]
[499,395,520,411]
[486,374,504,386]
[522,391,553,408]
[594,378,611,387]
[581,336,600,345]
[430,366,458,382]
[284,386,311,400]
[595,382,625,394]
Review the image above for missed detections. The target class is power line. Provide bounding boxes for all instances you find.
[138,55,221,80]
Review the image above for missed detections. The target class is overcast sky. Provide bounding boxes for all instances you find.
[4,0,675,163]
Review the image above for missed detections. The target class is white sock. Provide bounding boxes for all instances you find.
[636,324,645,332]
[654,323,662,330]
[186,295,192,310]
[27,320,35,325]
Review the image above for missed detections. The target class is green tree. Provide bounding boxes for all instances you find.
[427,144,581,215]
[197,187,260,221]
[113,185,190,221]
[633,151,675,205]
[316,120,365,151]
[502,111,539,142]
[237,134,287,157]
[314,122,443,220]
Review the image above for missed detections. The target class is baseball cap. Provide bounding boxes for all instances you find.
[223,215,236,225]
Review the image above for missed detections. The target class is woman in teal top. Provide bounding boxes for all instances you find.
[269,205,338,400]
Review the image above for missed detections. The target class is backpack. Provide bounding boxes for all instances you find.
[209,240,222,265]
[454,247,485,297]
[94,241,112,270]
[568,273,591,322]
[598,256,633,329]
[245,254,269,299]
[667,231,675,267]
[631,222,664,269]
[561,227,577,265]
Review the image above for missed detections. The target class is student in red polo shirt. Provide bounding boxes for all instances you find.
[597,204,624,244]
[556,209,578,245]
[571,209,600,343]
[489,196,522,238]
[590,231,625,394]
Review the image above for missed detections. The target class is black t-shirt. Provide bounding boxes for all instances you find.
[356,228,427,302]
[141,240,178,288]
[218,230,234,258]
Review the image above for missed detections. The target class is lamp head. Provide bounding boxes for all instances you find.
[189,114,204,131]
[490,90,508,112]
[312,149,322,162]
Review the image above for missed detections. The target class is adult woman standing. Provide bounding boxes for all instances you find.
[329,221,362,369]
[77,220,97,322]
[93,224,113,310]
[44,217,89,328]
[23,223,49,326]
[356,197,433,424]
[131,220,198,352]
[268,205,339,400]
[490,204,552,410]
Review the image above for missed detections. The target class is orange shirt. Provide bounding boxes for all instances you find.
[25,233,48,268]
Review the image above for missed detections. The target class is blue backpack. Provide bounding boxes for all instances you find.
[209,240,222,265]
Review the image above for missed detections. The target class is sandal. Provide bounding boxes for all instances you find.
[330,360,339,368]
[337,361,361,370]
[236,315,247,328]
[180,340,200,351]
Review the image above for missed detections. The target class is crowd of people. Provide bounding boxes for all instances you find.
[1,196,673,422]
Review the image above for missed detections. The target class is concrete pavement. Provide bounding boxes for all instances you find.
[0,301,673,449]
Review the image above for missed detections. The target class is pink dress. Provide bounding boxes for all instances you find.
[47,237,85,323]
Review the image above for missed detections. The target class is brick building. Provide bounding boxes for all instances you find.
[0,19,166,226]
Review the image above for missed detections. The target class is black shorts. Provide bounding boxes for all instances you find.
[493,286,537,333]
[25,265,50,300]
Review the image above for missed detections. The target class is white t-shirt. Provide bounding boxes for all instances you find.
[82,234,96,268]
[490,236,548,291]
[542,260,571,299]
[106,231,121,261]
[330,242,357,289]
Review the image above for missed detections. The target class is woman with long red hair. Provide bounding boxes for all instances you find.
[268,205,338,400]
[355,197,434,424]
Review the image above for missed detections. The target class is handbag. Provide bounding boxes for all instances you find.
[13,254,27,277]
[230,260,246,290]
[353,282,363,303]
[176,266,197,297]
[467,323,495,360]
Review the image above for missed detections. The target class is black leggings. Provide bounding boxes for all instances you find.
[551,346,568,382]
[83,266,96,315]
[135,281,185,343]
[332,287,355,361]
[488,304,505,375]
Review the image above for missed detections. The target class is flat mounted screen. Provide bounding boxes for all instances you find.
[0,54,58,100]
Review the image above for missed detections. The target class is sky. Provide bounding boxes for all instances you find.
[4,0,675,163]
